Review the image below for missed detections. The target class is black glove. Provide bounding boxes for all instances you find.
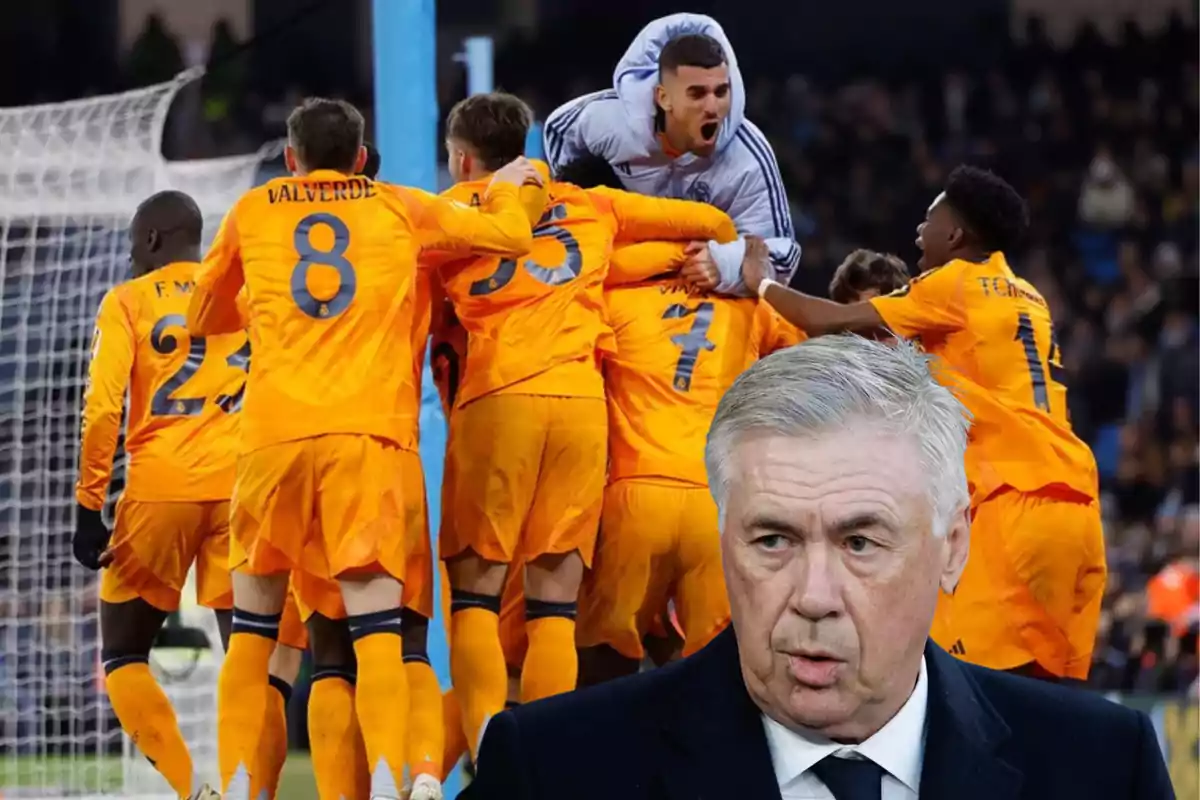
[73,504,111,570]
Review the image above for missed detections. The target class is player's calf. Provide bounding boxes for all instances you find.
[101,598,202,799]
[403,610,444,797]
[218,572,288,799]
[521,551,584,703]
[341,573,409,799]
[446,552,512,760]
[307,612,370,800]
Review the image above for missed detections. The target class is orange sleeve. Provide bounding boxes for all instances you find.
[606,242,689,286]
[404,181,540,257]
[590,187,737,244]
[75,289,136,510]
[868,262,967,339]
[188,207,246,335]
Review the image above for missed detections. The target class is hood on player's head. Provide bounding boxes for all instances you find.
[284,97,368,177]
[613,14,745,157]
[129,190,203,277]
[554,153,624,191]
[916,165,1029,273]
[445,92,532,184]
[359,142,381,179]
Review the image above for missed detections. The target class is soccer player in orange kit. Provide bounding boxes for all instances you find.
[186,97,542,800]
[552,154,803,687]
[743,165,1105,681]
[427,92,738,760]
[73,190,242,800]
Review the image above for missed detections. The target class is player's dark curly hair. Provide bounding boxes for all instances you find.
[554,153,624,191]
[942,165,1030,254]
[829,249,910,304]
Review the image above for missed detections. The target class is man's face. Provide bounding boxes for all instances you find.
[720,428,967,740]
[656,64,732,156]
[915,193,961,272]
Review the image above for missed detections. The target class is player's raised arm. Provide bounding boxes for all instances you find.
[76,289,135,513]
[606,241,691,286]
[404,161,540,257]
[594,186,737,245]
[187,206,246,336]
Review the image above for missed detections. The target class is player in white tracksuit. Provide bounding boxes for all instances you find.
[543,13,800,292]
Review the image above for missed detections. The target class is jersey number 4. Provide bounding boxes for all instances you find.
[150,315,250,416]
[1014,312,1068,415]
[469,204,583,295]
[663,302,717,392]
[291,212,356,319]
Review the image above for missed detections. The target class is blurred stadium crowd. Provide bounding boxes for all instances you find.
[0,9,1196,705]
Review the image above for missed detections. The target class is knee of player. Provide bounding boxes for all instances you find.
[100,648,151,676]
[525,598,578,622]
[402,608,432,664]
[449,588,503,616]
[308,612,358,667]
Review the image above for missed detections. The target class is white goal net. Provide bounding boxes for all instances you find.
[0,72,275,799]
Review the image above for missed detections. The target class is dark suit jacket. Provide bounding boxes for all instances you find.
[462,627,1174,799]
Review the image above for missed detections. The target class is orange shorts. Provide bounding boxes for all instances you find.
[931,487,1106,679]
[99,498,232,613]
[277,587,309,651]
[577,479,729,660]
[248,439,427,622]
[440,394,606,565]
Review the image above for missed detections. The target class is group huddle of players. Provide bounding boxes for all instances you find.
[71,33,1105,800]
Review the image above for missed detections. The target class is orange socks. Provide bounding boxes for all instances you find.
[217,609,279,798]
[103,656,197,798]
[521,601,578,703]
[440,688,469,777]
[308,669,368,800]
[260,676,291,798]
[405,658,444,781]
[348,611,409,798]
[449,597,508,759]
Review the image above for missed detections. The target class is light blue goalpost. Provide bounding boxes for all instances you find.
[372,0,463,795]
[371,7,541,791]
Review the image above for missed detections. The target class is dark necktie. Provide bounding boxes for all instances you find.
[810,754,885,800]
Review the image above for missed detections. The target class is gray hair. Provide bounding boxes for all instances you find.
[705,335,971,537]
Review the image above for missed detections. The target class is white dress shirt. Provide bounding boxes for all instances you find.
[762,657,928,799]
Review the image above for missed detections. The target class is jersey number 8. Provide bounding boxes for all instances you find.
[291,212,357,318]
[469,204,583,295]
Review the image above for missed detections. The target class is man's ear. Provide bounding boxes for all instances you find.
[353,145,367,174]
[654,83,671,114]
[147,228,160,253]
[939,506,971,595]
[284,144,299,175]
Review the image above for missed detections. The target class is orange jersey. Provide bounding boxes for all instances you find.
[869,253,1098,502]
[603,244,802,486]
[76,262,249,510]
[430,180,738,408]
[188,170,535,454]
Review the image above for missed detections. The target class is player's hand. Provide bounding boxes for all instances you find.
[491,157,544,190]
[680,242,720,293]
[741,235,771,294]
[73,504,111,571]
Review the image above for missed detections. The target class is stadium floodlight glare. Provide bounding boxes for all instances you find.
[0,71,274,799]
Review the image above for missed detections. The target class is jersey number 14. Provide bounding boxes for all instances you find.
[1014,312,1068,416]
